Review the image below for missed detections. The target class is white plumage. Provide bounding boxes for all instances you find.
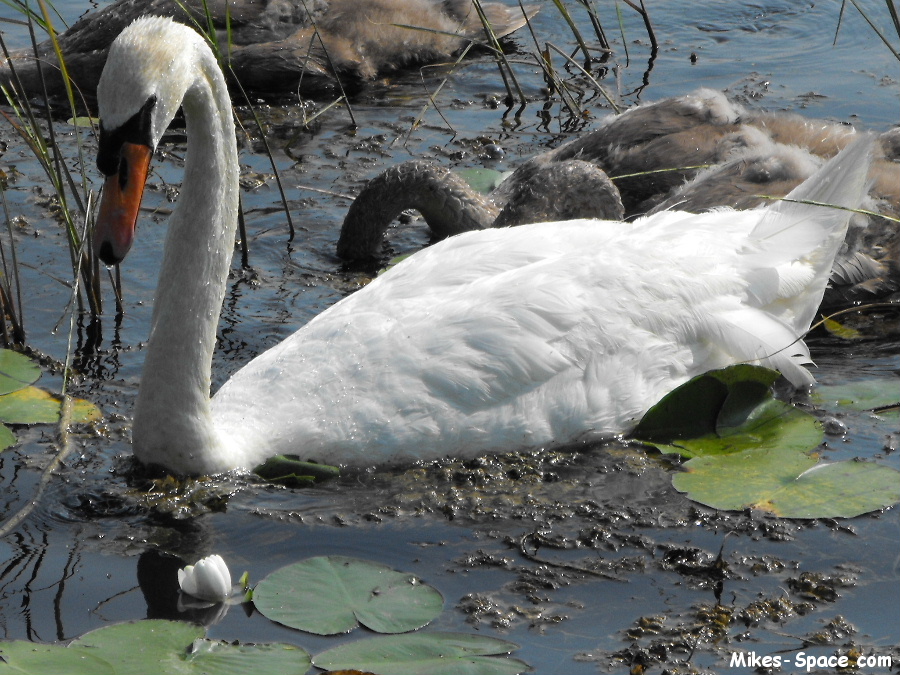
[94,17,873,474]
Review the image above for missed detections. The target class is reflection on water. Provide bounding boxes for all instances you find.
[0,0,899,671]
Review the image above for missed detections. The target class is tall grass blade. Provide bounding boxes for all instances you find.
[613,0,629,63]
[0,7,103,330]
[842,0,900,60]
[517,0,616,121]
[549,0,592,67]
[0,186,26,345]
[36,0,101,315]
[173,0,297,243]
[573,0,611,51]
[301,21,357,127]
[405,45,473,141]
[886,0,900,38]
[0,0,51,32]
[232,100,297,242]
[620,0,657,52]
[545,42,619,112]
[472,0,526,110]
[541,46,581,117]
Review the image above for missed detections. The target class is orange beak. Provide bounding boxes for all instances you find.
[94,142,152,265]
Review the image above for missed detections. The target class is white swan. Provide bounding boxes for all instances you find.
[94,17,874,475]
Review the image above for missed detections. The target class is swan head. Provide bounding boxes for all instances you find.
[93,17,206,265]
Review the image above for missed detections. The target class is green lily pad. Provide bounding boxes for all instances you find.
[378,253,414,276]
[70,620,310,675]
[253,556,443,635]
[0,642,114,675]
[0,423,16,451]
[183,640,310,674]
[66,116,98,128]
[253,455,340,486]
[674,448,900,518]
[0,386,102,425]
[0,349,41,396]
[457,168,507,194]
[821,316,863,340]
[71,620,205,673]
[632,365,823,458]
[312,632,529,675]
[813,379,899,413]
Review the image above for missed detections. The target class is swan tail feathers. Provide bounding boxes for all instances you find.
[706,308,815,387]
[742,134,875,332]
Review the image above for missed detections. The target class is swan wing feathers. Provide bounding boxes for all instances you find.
[214,216,772,465]
[212,138,872,466]
[738,134,875,330]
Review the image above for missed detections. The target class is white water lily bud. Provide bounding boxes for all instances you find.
[177,554,232,602]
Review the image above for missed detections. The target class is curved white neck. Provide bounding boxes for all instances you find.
[131,52,240,473]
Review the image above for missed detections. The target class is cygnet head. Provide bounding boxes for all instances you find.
[493,159,624,227]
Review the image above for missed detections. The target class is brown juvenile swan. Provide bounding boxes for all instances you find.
[337,88,900,306]
[336,158,625,259]
[0,0,537,101]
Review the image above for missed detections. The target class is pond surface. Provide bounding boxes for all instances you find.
[0,1,899,673]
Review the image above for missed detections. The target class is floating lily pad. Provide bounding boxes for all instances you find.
[813,379,899,414]
[379,253,414,276]
[70,620,310,675]
[0,386,102,425]
[633,365,823,458]
[253,556,443,635]
[457,167,507,194]
[821,316,863,340]
[253,455,340,486]
[674,448,900,518]
[312,632,528,675]
[0,349,41,396]
[71,620,205,673]
[69,397,102,424]
[0,642,114,675]
[182,640,310,674]
[66,116,98,128]
[0,424,16,451]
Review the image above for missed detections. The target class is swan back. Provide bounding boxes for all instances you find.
[212,137,875,469]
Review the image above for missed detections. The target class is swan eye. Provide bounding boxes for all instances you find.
[117,156,129,189]
[97,95,157,176]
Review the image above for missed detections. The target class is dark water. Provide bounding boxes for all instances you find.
[0,1,899,672]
